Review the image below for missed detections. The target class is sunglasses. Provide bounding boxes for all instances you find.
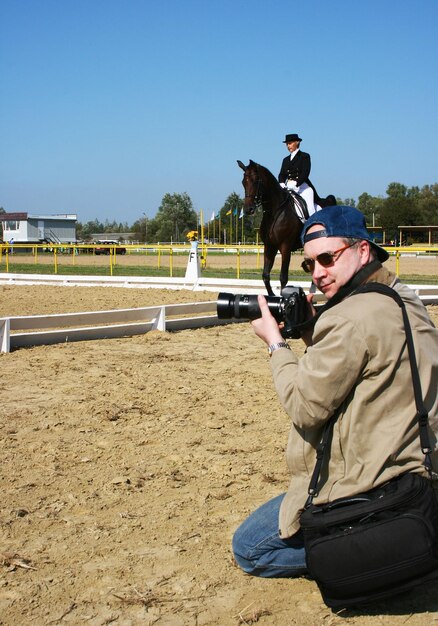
[301,242,357,274]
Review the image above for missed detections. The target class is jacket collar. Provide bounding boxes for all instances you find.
[362,264,397,288]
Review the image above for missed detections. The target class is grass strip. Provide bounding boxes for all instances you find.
[0,262,437,285]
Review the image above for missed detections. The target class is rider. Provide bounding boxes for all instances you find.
[278,133,320,218]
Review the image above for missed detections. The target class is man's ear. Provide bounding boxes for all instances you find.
[359,240,373,265]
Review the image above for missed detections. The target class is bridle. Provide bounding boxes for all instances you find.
[243,174,264,211]
[245,172,295,215]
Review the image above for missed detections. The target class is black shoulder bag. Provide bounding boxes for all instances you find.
[299,283,438,609]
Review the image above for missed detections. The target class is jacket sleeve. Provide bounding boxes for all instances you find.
[278,157,288,183]
[296,152,311,186]
[270,313,369,429]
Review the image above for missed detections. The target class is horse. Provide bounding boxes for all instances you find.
[237,159,336,296]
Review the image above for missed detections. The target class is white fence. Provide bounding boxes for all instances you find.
[0,301,243,353]
[0,272,275,292]
[1,274,437,353]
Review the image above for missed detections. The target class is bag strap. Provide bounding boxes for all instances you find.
[304,282,434,508]
[305,416,336,507]
[358,284,433,475]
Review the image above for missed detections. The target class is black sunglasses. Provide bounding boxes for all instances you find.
[301,242,357,274]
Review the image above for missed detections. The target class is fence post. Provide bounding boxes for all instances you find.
[0,318,10,353]
[151,306,166,331]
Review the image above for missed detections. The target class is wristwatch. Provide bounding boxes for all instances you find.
[267,342,291,356]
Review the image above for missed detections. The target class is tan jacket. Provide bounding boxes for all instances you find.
[270,267,438,538]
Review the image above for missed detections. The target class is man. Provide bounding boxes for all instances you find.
[232,205,438,578]
[278,133,319,218]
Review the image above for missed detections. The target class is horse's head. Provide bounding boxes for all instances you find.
[237,159,263,215]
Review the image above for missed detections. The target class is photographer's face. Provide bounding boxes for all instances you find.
[303,225,371,299]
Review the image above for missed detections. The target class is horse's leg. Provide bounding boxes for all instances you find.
[263,244,277,296]
[279,245,292,292]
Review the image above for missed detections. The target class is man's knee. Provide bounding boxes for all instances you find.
[232,525,258,575]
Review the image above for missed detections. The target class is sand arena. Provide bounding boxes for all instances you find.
[1,281,438,625]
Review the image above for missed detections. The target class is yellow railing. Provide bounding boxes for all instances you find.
[0,243,437,279]
[0,243,177,275]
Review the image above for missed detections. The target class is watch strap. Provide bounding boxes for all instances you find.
[268,342,290,355]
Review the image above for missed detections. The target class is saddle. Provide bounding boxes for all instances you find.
[286,187,309,223]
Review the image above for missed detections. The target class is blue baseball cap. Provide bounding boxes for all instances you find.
[301,205,389,262]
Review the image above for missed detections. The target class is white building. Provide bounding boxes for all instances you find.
[0,212,77,244]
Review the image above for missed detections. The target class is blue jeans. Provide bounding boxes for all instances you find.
[232,493,307,578]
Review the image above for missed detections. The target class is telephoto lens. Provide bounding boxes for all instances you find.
[216,292,283,321]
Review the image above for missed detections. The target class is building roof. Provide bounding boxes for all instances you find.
[28,214,77,220]
[0,212,77,221]
[0,212,28,221]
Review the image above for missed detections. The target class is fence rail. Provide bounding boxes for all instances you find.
[0,300,241,353]
[1,242,438,280]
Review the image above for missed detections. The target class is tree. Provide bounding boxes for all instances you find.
[336,197,356,207]
[75,218,106,240]
[379,182,421,239]
[417,184,438,226]
[148,192,197,242]
[217,192,257,244]
[219,192,243,220]
[357,193,385,226]
[386,182,408,199]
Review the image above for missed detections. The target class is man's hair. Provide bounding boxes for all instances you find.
[342,237,376,260]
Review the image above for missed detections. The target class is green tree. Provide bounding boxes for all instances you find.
[380,182,421,239]
[76,219,105,240]
[336,197,356,207]
[386,182,408,199]
[149,192,197,242]
[100,219,130,233]
[219,192,243,220]
[357,193,385,226]
[417,184,438,225]
[131,216,148,243]
[217,192,257,244]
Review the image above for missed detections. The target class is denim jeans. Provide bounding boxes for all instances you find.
[232,493,307,578]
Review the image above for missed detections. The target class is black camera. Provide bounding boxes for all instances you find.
[216,285,308,339]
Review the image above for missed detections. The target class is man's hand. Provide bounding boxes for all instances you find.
[251,295,284,347]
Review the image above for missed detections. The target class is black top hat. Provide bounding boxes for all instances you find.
[283,133,302,143]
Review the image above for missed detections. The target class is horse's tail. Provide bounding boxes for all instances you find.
[319,194,337,207]
[307,178,337,208]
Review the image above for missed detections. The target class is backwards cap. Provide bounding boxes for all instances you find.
[301,205,389,263]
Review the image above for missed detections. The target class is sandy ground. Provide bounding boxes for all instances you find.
[1,283,438,626]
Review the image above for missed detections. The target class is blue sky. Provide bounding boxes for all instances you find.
[1,0,437,224]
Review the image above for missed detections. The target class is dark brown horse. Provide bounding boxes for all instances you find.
[238,159,336,296]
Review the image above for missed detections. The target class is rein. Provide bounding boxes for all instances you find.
[243,164,304,244]
[265,189,303,239]
[247,174,298,219]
